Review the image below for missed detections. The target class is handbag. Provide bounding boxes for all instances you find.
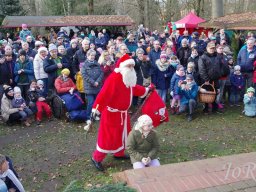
[140,67,151,87]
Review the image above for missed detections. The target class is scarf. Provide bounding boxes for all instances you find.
[156,59,169,71]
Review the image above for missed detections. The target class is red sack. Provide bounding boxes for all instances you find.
[141,90,169,127]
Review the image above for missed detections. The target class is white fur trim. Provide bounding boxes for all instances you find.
[114,68,121,73]
[96,144,124,154]
[140,88,149,98]
[120,59,135,68]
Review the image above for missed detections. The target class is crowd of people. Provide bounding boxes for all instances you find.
[1,23,256,187]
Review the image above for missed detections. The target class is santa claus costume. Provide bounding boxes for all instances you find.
[91,54,148,170]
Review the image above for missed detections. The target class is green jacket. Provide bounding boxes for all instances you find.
[127,129,160,164]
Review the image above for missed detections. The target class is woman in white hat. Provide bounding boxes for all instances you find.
[127,114,160,169]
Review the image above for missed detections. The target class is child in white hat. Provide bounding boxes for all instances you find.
[127,114,160,169]
[12,86,33,126]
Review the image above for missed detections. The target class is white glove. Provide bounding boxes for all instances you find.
[91,108,100,116]
[170,91,174,97]
[91,108,100,121]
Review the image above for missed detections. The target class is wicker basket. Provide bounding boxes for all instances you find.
[198,83,216,103]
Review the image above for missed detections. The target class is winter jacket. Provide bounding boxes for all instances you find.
[25,48,37,59]
[0,62,12,85]
[1,94,19,122]
[66,47,79,64]
[124,39,138,53]
[33,54,48,80]
[95,37,106,49]
[100,64,115,84]
[170,72,186,94]
[237,46,256,73]
[127,129,160,164]
[243,94,256,117]
[14,58,35,84]
[134,58,152,86]
[253,61,256,83]
[19,29,34,42]
[27,89,40,103]
[6,58,16,81]
[177,83,199,106]
[148,48,161,66]
[151,60,174,90]
[230,73,245,92]
[198,52,221,83]
[81,60,104,95]
[176,46,191,68]
[72,48,88,75]
[43,55,69,89]
[54,76,77,95]
[11,98,26,108]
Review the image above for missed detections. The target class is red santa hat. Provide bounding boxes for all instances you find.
[114,54,135,73]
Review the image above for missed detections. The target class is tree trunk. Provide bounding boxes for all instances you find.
[67,0,71,15]
[212,0,223,18]
[88,0,94,15]
[144,0,149,27]
[137,0,145,25]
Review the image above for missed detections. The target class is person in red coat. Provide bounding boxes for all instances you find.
[54,68,77,95]
[253,60,256,88]
[90,54,149,171]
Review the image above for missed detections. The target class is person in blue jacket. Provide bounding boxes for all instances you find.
[177,74,199,121]
[151,52,174,103]
[237,37,256,89]
[243,87,256,117]
[14,50,35,100]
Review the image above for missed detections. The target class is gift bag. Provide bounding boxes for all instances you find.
[141,90,169,127]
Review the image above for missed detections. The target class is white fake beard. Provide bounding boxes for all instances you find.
[120,67,137,88]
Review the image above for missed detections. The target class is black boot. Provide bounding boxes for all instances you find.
[91,157,104,171]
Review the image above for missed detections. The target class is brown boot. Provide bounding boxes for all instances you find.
[170,107,176,115]
[24,120,31,127]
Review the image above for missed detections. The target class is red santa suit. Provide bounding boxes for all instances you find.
[92,54,148,162]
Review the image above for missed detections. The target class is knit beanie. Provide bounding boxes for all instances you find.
[61,68,70,76]
[3,85,13,95]
[48,44,57,52]
[247,87,255,93]
[37,80,44,87]
[13,86,21,94]
[234,65,241,71]
[37,47,48,54]
[35,41,44,46]
[160,51,167,59]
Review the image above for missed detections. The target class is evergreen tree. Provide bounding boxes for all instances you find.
[0,0,25,16]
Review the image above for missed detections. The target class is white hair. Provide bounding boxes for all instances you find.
[120,66,137,88]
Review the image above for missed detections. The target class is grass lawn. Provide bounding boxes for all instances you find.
[0,105,256,191]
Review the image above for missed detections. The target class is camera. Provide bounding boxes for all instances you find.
[181,80,187,84]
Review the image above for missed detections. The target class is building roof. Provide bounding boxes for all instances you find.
[199,12,256,30]
[1,15,135,28]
